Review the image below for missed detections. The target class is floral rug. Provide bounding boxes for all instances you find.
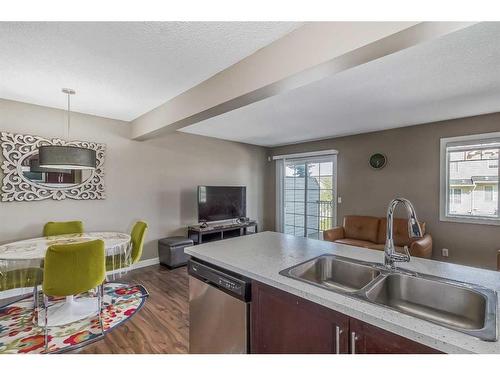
[0,283,148,354]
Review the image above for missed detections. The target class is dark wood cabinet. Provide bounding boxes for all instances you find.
[251,281,349,354]
[349,318,441,354]
[251,282,441,354]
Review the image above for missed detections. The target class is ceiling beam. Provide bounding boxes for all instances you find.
[131,21,475,141]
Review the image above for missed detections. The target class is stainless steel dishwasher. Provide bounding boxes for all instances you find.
[188,258,252,354]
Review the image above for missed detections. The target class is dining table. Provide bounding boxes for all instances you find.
[0,232,132,326]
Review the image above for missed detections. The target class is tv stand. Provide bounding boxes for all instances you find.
[188,220,258,245]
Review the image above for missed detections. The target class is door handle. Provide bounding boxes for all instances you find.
[335,325,343,354]
[350,331,358,354]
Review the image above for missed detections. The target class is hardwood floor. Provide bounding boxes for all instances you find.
[77,264,189,354]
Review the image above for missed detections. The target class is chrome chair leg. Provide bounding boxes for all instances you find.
[98,283,104,335]
[43,294,49,353]
[33,285,39,324]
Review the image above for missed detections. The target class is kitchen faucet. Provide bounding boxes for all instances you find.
[384,198,423,269]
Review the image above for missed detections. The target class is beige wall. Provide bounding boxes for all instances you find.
[3,97,498,269]
[269,113,500,270]
[0,99,268,261]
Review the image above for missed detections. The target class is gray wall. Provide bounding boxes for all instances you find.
[0,99,268,261]
[269,113,500,270]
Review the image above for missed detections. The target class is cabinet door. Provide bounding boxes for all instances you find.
[349,318,442,354]
[251,282,349,354]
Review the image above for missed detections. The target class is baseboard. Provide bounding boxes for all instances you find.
[0,257,161,301]
[132,257,160,270]
[105,256,160,278]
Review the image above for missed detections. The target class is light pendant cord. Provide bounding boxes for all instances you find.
[62,88,75,140]
[67,91,70,139]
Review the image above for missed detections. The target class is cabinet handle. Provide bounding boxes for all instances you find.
[335,326,343,354]
[350,331,358,354]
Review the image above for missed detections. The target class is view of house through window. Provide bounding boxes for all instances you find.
[283,156,336,239]
[444,136,499,221]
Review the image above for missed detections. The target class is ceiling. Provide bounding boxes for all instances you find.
[0,22,300,121]
[181,22,500,147]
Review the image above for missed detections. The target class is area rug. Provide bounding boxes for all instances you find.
[0,283,148,354]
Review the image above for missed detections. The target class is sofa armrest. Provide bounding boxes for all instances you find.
[409,234,433,259]
[323,227,345,242]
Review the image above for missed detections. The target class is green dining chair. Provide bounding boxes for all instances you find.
[1,267,43,320]
[43,221,84,237]
[41,239,106,352]
[105,221,148,301]
[106,221,148,272]
[0,268,43,292]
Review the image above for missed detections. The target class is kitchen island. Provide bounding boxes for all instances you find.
[184,231,500,354]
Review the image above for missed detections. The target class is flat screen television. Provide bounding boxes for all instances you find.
[198,186,246,223]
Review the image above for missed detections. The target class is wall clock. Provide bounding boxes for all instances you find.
[369,153,387,170]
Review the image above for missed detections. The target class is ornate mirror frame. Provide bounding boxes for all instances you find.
[0,132,106,202]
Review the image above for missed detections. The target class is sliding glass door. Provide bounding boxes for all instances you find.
[277,154,337,239]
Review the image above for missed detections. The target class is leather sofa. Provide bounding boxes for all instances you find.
[323,215,433,259]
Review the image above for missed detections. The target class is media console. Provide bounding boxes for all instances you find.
[188,221,258,245]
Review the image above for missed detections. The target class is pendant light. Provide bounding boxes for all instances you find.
[29,159,71,174]
[38,88,96,170]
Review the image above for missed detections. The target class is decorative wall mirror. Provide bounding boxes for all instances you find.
[0,131,106,202]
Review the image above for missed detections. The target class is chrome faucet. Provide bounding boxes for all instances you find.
[384,198,423,269]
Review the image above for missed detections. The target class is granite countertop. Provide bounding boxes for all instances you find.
[184,231,500,354]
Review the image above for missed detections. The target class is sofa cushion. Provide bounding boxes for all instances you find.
[377,218,426,246]
[343,215,380,243]
[335,238,377,248]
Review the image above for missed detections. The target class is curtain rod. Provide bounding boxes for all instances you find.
[271,149,338,160]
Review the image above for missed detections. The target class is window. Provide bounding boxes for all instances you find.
[485,186,493,202]
[452,188,462,204]
[440,133,500,225]
[275,151,337,239]
[488,159,499,169]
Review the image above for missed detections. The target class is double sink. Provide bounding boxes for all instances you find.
[279,254,498,341]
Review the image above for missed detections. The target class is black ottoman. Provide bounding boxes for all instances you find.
[158,236,194,268]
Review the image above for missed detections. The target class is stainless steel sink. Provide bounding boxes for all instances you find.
[279,255,381,293]
[280,254,498,341]
[364,272,497,341]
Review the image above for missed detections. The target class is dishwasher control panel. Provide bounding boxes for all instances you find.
[217,276,241,293]
[188,258,251,301]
